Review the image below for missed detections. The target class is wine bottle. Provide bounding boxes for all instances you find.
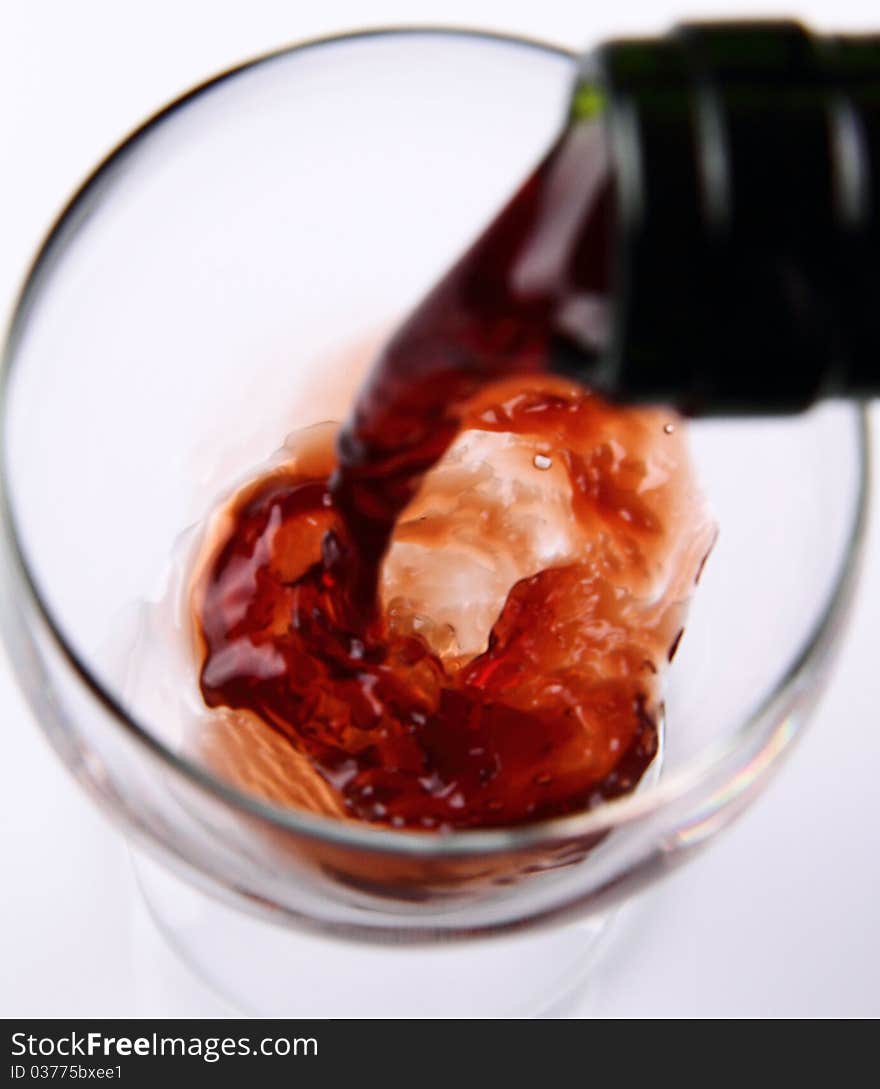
[552,19,880,414]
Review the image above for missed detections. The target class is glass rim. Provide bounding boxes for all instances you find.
[0,25,872,860]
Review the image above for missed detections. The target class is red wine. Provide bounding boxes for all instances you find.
[192,118,713,830]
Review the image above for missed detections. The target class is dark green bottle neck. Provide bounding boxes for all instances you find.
[554,20,880,415]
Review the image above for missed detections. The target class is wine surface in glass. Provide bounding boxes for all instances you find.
[192,119,715,830]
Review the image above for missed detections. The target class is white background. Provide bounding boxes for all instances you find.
[1,0,878,1018]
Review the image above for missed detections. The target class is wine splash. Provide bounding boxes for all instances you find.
[191,117,715,830]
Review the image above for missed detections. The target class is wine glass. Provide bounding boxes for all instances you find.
[0,28,869,1016]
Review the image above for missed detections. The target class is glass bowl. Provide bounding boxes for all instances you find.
[0,28,869,1017]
